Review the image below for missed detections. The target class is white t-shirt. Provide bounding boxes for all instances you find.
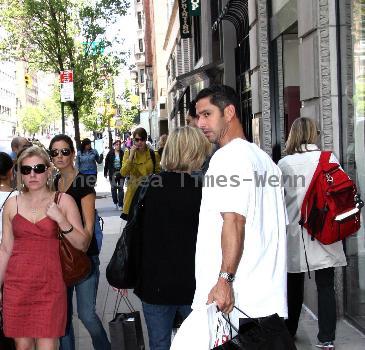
[0,190,17,241]
[192,139,288,319]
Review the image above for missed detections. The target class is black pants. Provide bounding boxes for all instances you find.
[285,267,336,342]
[109,171,124,207]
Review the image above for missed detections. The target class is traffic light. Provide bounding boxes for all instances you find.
[24,74,32,88]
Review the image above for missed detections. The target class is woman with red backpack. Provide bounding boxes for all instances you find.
[278,117,347,349]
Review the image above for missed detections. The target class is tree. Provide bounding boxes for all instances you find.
[117,88,140,133]
[19,105,43,136]
[0,0,129,149]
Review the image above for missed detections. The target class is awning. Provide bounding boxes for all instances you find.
[212,0,248,41]
[169,87,188,120]
[176,61,223,89]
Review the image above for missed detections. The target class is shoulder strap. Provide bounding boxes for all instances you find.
[318,151,331,165]
[0,190,14,211]
[54,191,62,205]
[149,149,156,173]
[300,152,327,225]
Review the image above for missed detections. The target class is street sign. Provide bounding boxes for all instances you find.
[189,0,201,16]
[60,70,74,102]
[178,0,192,38]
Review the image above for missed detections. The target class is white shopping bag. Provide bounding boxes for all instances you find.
[210,311,231,349]
[170,303,232,350]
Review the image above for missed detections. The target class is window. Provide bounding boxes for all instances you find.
[140,69,145,83]
[141,93,146,109]
[137,12,142,29]
[138,39,144,52]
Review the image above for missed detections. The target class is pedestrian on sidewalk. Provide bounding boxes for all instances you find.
[192,85,288,330]
[0,152,17,242]
[120,127,160,220]
[133,126,211,350]
[76,138,103,187]
[278,117,347,349]
[104,140,125,210]
[0,146,88,350]
[49,135,111,350]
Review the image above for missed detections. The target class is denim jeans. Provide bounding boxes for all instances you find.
[59,256,111,350]
[109,172,124,207]
[142,302,192,350]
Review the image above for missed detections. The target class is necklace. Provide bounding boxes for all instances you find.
[59,170,77,192]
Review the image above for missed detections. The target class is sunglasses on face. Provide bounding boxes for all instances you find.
[134,137,145,142]
[49,148,71,157]
[20,164,48,175]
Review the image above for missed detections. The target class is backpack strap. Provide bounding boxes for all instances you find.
[299,151,331,279]
[318,151,331,166]
[299,151,330,226]
[149,149,156,173]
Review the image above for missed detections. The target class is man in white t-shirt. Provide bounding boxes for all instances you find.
[192,85,288,323]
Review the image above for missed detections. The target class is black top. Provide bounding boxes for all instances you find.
[104,149,124,177]
[134,171,202,305]
[55,173,98,256]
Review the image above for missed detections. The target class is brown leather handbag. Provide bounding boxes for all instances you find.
[55,192,91,286]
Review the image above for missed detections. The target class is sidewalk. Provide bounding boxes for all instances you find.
[72,175,365,350]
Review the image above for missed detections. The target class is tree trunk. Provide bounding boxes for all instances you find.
[70,102,81,150]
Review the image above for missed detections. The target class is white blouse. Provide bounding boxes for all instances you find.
[278,144,347,273]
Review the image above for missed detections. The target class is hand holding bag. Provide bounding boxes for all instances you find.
[213,306,297,350]
[109,292,145,350]
[55,192,91,287]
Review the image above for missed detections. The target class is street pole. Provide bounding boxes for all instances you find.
[61,102,65,134]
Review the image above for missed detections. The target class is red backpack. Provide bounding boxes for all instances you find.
[299,151,363,245]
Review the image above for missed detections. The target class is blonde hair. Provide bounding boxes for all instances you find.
[285,117,319,155]
[17,146,53,192]
[161,126,212,172]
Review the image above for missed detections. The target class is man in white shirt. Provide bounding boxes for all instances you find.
[192,85,288,323]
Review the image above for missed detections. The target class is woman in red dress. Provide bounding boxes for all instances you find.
[0,146,89,350]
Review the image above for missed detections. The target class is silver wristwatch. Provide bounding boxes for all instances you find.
[219,272,235,283]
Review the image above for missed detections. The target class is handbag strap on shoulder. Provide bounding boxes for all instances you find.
[54,191,62,205]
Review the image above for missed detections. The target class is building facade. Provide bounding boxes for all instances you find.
[133,0,149,134]
[0,61,17,140]
[164,0,365,333]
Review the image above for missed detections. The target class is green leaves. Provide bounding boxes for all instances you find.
[0,0,129,146]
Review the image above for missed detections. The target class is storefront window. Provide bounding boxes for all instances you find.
[345,0,365,331]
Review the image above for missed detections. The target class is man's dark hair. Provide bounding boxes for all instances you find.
[195,85,240,116]
[188,100,197,118]
[133,127,147,141]
[49,134,75,153]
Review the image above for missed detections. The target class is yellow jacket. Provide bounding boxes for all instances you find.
[121,148,160,215]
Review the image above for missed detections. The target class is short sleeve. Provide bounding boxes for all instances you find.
[205,150,251,218]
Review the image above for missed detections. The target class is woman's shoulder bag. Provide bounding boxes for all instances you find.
[55,191,92,286]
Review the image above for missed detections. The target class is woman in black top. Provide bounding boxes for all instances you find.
[49,135,110,350]
[134,126,211,350]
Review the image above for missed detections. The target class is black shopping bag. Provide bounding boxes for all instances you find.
[109,294,145,350]
[213,307,297,350]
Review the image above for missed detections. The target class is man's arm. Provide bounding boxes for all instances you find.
[207,212,245,313]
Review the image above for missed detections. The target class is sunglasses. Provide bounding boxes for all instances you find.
[20,164,48,175]
[50,148,72,157]
[134,137,145,142]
